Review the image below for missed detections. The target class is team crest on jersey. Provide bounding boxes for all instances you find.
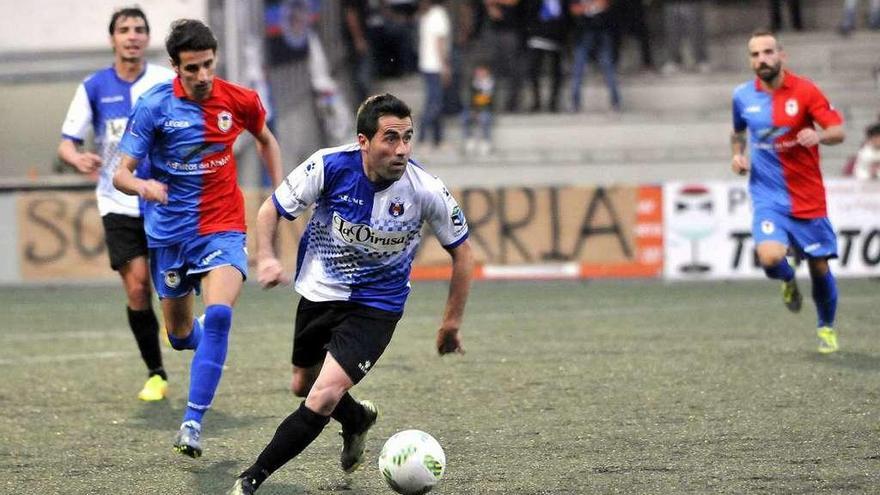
[761,220,775,234]
[217,111,233,132]
[164,270,181,289]
[784,98,798,117]
[388,197,405,217]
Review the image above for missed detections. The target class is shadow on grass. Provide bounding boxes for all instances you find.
[808,350,880,372]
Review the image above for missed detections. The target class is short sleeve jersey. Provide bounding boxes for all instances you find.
[61,63,175,217]
[118,77,267,247]
[272,143,469,312]
[732,71,843,218]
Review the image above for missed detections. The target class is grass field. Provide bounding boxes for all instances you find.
[2,279,879,494]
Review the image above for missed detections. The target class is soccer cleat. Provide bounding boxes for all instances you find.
[339,400,378,473]
[228,477,257,495]
[781,279,803,313]
[817,327,839,354]
[173,420,203,458]
[137,375,168,401]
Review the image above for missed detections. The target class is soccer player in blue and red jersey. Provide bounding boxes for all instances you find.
[730,31,845,354]
[229,94,473,494]
[58,7,174,402]
[113,19,283,458]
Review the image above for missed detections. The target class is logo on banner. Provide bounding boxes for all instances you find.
[672,184,716,274]
[785,98,798,117]
[218,111,233,132]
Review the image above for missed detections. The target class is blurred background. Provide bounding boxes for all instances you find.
[0,0,878,284]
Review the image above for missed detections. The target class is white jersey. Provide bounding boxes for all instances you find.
[61,63,175,217]
[272,143,469,312]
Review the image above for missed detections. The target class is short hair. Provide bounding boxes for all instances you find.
[109,7,149,35]
[749,29,781,48]
[866,122,880,138]
[165,19,218,65]
[356,94,412,139]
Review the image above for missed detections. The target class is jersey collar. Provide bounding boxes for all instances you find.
[753,69,794,93]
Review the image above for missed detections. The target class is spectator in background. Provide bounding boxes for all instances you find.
[419,0,453,148]
[525,0,568,113]
[569,0,621,113]
[845,122,880,179]
[384,0,420,74]
[660,0,710,74]
[462,61,496,155]
[611,0,656,73]
[839,0,880,36]
[341,0,381,106]
[769,0,802,31]
[484,0,527,113]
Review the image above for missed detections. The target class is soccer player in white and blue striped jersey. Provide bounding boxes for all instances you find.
[230,94,473,494]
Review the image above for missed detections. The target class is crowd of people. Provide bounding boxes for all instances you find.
[342,0,880,153]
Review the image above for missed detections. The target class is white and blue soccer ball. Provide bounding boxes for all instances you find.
[378,429,446,495]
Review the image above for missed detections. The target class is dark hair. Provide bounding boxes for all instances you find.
[356,94,412,139]
[866,122,880,138]
[165,19,218,65]
[109,7,149,35]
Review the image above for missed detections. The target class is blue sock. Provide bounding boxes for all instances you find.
[764,257,795,281]
[183,305,232,424]
[167,315,204,351]
[812,270,838,328]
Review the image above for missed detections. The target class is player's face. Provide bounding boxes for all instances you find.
[174,50,216,102]
[748,35,784,82]
[110,15,149,63]
[359,115,413,183]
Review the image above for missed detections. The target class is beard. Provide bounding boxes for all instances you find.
[756,62,782,83]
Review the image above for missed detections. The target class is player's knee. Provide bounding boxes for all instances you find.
[290,374,313,397]
[758,251,786,268]
[305,381,348,416]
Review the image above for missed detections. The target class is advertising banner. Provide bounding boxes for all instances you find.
[663,178,880,279]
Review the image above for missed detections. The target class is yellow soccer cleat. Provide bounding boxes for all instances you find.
[817,326,839,354]
[137,375,168,401]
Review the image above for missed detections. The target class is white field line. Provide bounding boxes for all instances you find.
[1,294,877,365]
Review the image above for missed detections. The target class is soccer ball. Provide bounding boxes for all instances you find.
[378,429,446,495]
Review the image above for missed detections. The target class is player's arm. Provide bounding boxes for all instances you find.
[730,129,749,176]
[253,123,284,189]
[797,124,845,148]
[112,153,168,204]
[255,195,290,289]
[437,239,474,356]
[57,139,102,174]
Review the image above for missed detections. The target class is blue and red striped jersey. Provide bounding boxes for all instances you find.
[732,70,843,219]
[119,77,266,247]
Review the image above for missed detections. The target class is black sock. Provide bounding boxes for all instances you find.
[331,392,364,432]
[241,402,330,488]
[126,307,166,381]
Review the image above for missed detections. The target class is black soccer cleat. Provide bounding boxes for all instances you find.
[340,400,378,473]
[228,476,257,495]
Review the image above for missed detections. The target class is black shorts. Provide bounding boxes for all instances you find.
[292,298,402,384]
[102,213,148,271]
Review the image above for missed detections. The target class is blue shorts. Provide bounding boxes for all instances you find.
[752,208,838,259]
[150,232,248,299]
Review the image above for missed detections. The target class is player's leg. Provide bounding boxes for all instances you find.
[103,213,167,399]
[120,256,168,400]
[235,353,351,492]
[753,210,801,312]
[794,217,839,353]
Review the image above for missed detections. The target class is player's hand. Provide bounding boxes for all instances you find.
[72,152,102,174]
[257,256,290,289]
[138,179,168,204]
[436,326,464,356]
[731,154,749,176]
[796,128,821,147]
